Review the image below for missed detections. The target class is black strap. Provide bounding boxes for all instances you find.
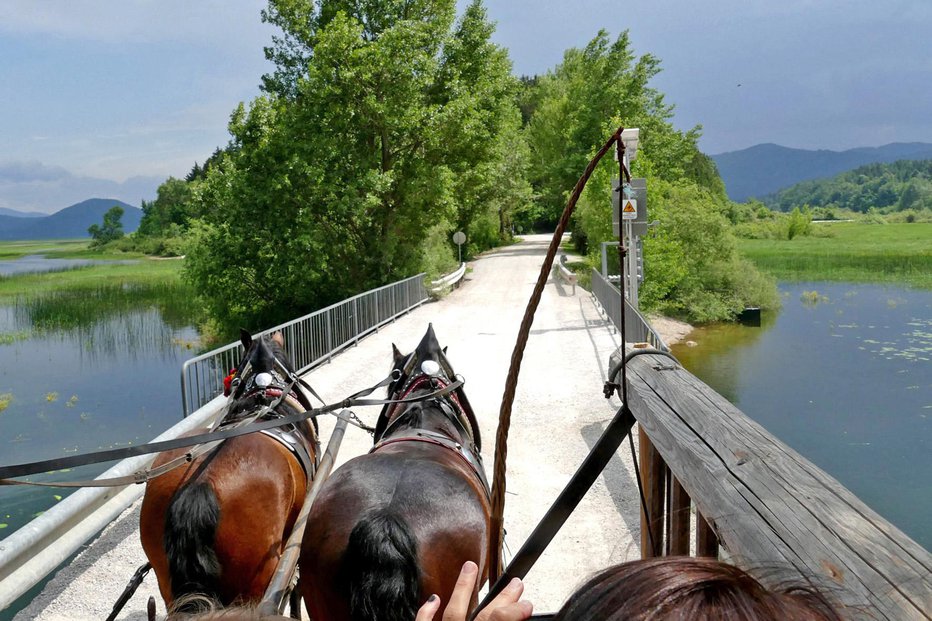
[473,404,637,618]
[0,375,463,484]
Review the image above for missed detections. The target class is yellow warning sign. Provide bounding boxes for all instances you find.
[622,199,638,220]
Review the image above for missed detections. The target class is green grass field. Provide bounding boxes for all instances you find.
[737,222,931,288]
[0,239,184,299]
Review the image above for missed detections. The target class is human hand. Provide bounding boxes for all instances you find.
[415,561,533,621]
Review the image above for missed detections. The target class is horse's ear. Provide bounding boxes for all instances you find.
[392,343,404,365]
[240,329,253,351]
[443,346,448,355]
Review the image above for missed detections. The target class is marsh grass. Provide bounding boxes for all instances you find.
[0,258,184,300]
[0,239,143,260]
[738,222,932,288]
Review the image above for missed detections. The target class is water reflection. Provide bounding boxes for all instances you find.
[0,282,201,544]
[671,282,931,551]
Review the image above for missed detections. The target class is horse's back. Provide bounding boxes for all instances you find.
[299,446,489,621]
[140,431,307,606]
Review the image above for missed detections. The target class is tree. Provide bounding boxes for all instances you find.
[88,206,125,246]
[523,30,702,230]
[185,0,529,331]
[136,177,195,237]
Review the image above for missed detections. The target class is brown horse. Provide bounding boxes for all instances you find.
[139,330,319,612]
[299,324,491,621]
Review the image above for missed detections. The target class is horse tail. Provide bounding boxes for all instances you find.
[344,510,421,621]
[164,481,222,607]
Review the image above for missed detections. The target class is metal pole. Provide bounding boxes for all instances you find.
[258,416,350,616]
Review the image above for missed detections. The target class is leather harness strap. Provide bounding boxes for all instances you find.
[370,429,491,499]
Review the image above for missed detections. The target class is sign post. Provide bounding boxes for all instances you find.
[452,231,466,263]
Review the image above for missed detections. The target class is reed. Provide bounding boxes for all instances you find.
[737,222,932,288]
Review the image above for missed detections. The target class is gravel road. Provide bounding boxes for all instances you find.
[17,234,677,619]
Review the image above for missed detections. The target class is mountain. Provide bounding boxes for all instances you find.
[711,142,932,202]
[0,207,45,218]
[0,198,143,241]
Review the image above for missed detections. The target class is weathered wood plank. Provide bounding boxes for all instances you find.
[625,352,932,620]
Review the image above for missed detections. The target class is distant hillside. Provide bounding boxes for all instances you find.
[0,207,45,218]
[763,159,932,213]
[712,142,932,202]
[0,199,142,240]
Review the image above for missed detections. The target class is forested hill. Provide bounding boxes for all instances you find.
[712,142,932,202]
[761,159,932,213]
[0,198,141,240]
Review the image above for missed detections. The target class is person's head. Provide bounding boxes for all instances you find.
[553,557,844,621]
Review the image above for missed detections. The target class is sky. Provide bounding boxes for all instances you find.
[1,0,930,214]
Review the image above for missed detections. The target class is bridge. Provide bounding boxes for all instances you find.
[14,234,644,619]
[6,233,930,620]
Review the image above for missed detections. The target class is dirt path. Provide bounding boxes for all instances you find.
[18,235,688,619]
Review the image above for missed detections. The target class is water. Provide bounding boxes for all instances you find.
[0,284,200,540]
[0,255,138,277]
[671,282,931,551]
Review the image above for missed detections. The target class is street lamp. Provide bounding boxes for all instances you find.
[620,128,640,162]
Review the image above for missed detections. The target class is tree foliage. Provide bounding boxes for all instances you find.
[87,206,125,247]
[525,29,777,321]
[184,0,529,331]
[764,159,932,213]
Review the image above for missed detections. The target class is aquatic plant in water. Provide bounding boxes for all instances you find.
[0,392,12,413]
[800,290,829,306]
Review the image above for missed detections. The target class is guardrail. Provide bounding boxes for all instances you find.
[554,254,578,295]
[430,263,466,293]
[181,273,429,416]
[590,268,666,350]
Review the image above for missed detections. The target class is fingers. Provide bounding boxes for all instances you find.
[416,594,442,621]
[476,577,533,621]
[442,561,480,621]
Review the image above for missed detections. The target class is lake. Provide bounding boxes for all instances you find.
[671,282,931,552]
[0,284,200,540]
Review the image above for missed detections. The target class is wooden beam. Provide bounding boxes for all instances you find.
[638,429,665,558]
[625,353,932,620]
[670,476,691,556]
[695,510,719,558]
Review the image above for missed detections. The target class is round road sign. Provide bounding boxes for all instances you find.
[452,231,466,245]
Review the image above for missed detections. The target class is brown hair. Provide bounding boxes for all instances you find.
[553,557,845,620]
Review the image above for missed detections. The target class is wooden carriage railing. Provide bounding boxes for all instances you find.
[591,272,931,620]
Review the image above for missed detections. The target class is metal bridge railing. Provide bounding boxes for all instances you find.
[590,268,667,351]
[181,273,429,416]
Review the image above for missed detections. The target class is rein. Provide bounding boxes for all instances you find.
[0,370,463,487]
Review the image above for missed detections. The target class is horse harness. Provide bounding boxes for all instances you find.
[225,365,320,479]
[371,374,491,497]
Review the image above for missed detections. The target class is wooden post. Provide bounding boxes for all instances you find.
[639,430,665,558]
[696,510,719,558]
[669,476,691,556]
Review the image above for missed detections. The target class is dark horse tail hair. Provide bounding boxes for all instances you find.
[165,481,222,609]
[344,510,421,621]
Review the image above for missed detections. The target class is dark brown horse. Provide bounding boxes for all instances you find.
[140,330,319,612]
[299,324,491,621]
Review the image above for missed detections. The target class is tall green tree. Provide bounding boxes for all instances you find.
[185,0,528,331]
[88,205,125,247]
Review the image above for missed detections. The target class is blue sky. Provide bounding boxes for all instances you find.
[1,0,930,214]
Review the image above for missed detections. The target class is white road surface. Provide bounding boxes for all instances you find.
[17,234,662,620]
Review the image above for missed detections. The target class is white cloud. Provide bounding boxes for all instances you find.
[0,161,162,214]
